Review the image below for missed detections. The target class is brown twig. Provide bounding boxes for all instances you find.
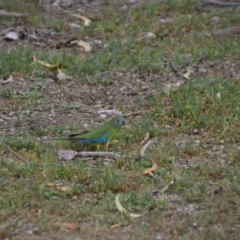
[0,10,29,17]
[140,139,157,157]
[195,0,240,7]
[159,179,176,194]
[77,151,120,160]
[7,146,28,163]
[140,132,150,146]
[212,26,240,36]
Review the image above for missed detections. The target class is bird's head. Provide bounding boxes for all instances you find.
[112,116,124,128]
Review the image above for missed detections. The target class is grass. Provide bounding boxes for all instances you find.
[1,0,240,239]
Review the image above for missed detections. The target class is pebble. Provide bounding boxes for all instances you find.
[195,140,201,146]
[147,32,156,39]
[193,129,199,134]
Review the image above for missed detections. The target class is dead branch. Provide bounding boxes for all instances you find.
[194,0,240,7]
[212,26,240,36]
[0,10,29,17]
[140,132,150,146]
[77,151,120,160]
[159,178,176,194]
[140,140,154,157]
[7,146,28,163]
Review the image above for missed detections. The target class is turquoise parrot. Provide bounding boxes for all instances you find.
[53,116,124,148]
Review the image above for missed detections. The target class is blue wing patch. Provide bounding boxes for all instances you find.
[69,133,108,144]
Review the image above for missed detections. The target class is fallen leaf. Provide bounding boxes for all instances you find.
[129,212,143,218]
[142,160,157,175]
[115,194,142,218]
[162,81,185,94]
[77,40,92,52]
[140,132,150,145]
[57,150,78,160]
[33,55,61,69]
[183,70,193,79]
[110,223,121,229]
[115,193,127,214]
[160,179,175,194]
[140,140,154,157]
[70,14,91,26]
[51,222,80,229]
[56,186,72,192]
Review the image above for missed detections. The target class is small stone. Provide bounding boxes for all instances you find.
[193,129,199,134]
[26,230,33,235]
[141,86,149,91]
[147,32,156,39]
[195,140,201,145]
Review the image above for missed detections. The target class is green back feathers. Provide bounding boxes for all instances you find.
[52,116,124,145]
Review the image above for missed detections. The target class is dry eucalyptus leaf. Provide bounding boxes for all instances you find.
[70,14,91,26]
[183,70,193,79]
[142,160,157,175]
[162,81,185,94]
[77,40,92,52]
[160,179,175,194]
[56,186,72,192]
[115,194,142,218]
[33,55,61,69]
